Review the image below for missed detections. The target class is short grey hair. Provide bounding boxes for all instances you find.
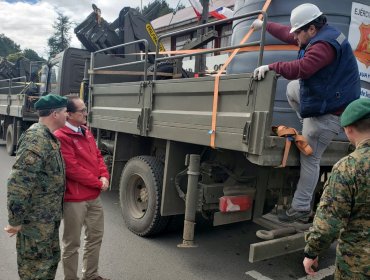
[38,107,65,117]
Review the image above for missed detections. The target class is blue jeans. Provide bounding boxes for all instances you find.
[286,80,341,211]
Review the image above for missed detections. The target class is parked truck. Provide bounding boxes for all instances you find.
[74,3,355,263]
[0,1,364,262]
[0,57,46,155]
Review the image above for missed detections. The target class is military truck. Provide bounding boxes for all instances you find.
[0,4,168,156]
[0,51,88,155]
[0,57,47,155]
[79,8,354,262]
[0,2,361,262]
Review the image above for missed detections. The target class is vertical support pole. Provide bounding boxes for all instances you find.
[15,119,20,143]
[194,0,209,76]
[178,154,200,248]
[96,128,102,149]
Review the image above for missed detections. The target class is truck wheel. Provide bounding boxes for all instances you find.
[6,124,16,156]
[119,156,170,236]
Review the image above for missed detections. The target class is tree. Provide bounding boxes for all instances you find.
[6,52,23,63]
[0,34,44,62]
[23,48,45,62]
[6,49,45,63]
[141,0,185,22]
[0,34,21,57]
[47,12,72,58]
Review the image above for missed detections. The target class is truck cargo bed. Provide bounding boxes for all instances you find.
[90,72,350,166]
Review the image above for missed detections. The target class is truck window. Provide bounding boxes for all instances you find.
[49,63,60,94]
[39,65,49,94]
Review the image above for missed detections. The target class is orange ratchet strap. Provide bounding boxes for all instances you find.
[272,125,313,168]
[126,45,298,56]
[209,0,272,148]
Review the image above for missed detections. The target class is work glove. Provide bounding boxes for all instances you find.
[253,65,270,80]
[251,19,263,31]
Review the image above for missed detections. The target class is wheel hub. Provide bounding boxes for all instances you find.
[127,175,148,219]
[138,186,148,203]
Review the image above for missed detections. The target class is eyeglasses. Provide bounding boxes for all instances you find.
[74,108,88,113]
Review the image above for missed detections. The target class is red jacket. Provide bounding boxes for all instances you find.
[54,125,109,202]
[267,22,336,80]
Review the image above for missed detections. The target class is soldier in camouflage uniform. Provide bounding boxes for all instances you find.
[303,98,370,279]
[4,94,68,280]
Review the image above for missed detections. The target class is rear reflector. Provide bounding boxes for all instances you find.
[219,195,252,213]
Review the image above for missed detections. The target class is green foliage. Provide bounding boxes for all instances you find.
[24,49,45,62]
[0,34,44,62]
[141,0,185,21]
[0,34,21,57]
[6,50,45,63]
[6,52,23,62]
[47,12,72,58]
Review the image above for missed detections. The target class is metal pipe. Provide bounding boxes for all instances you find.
[178,154,201,248]
[256,227,297,240]
[155,40,262,62]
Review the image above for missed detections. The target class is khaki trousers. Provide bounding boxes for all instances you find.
[62,197,104,280]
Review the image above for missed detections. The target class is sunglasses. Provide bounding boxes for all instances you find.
[74,108,88,113]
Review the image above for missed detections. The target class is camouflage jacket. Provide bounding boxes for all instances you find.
[7,123,65,226]
[305,139,370,277]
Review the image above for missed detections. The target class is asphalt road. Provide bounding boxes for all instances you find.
[0,140,336,280]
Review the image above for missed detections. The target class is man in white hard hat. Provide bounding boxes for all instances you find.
[252,3,360,222]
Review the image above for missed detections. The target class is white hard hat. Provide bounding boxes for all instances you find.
[289,3,323,33]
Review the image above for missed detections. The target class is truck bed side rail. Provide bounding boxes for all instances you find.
[89,39,150,83]
[153,10,268,79]
[0,76,27,95]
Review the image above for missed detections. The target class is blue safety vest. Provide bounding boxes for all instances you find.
[298,25,360,118]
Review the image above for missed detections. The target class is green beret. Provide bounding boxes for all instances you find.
[34,94,67,110]
[340,98,370,127]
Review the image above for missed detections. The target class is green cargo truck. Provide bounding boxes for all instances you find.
[82,12,352,262]
[0,51,88,155]
[0,7,355,262]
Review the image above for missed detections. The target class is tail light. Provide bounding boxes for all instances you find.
[219,195,252,213]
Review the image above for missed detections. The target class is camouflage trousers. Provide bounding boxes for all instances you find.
[16,221,61,280]
[335,263,370,280]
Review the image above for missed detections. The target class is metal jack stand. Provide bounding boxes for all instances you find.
[178,154,200,248]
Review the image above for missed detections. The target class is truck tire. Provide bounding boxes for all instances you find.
[119,156,170,236]
[6,124,16,156]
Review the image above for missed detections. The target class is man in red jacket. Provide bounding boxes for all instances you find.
[54,96,110,280]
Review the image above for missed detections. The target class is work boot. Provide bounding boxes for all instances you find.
[278,207,310,223]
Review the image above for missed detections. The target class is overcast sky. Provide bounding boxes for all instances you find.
[0,0,189,58]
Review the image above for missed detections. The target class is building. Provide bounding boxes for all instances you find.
[151,0,235,73]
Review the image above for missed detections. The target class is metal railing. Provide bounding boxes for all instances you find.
[153,10,268,80]
[89,39,149,82]
[0,76,27,95]
[88,10,268,83]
